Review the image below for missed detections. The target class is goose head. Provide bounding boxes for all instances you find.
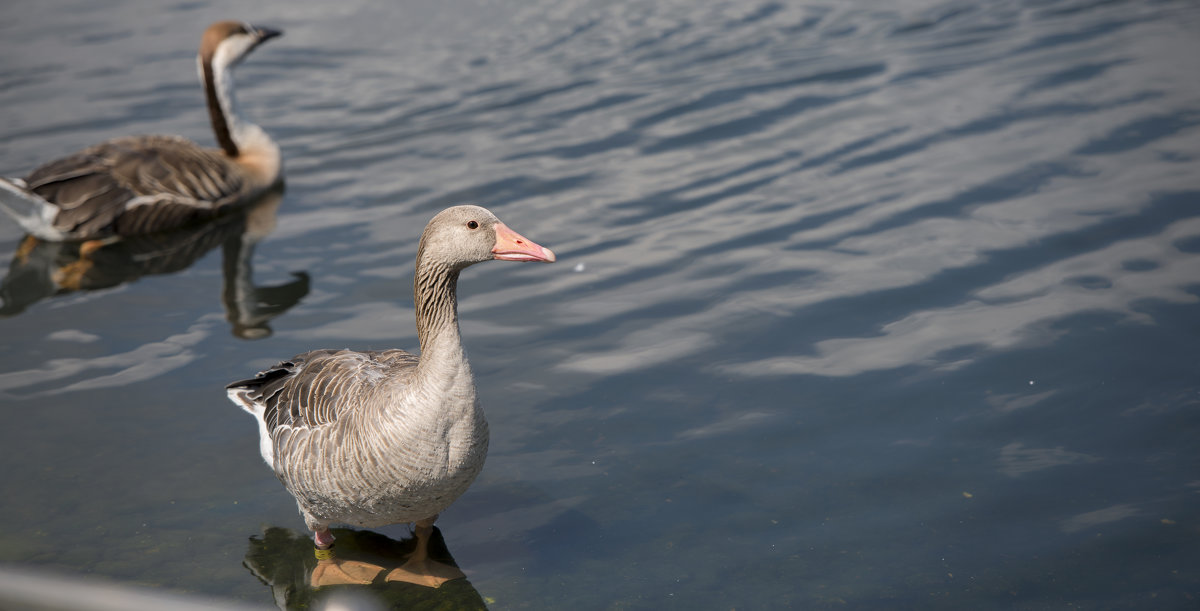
[419,205,556,271]
[200,20,282,72]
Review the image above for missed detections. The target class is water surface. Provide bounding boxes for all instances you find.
[1,0,1198,608]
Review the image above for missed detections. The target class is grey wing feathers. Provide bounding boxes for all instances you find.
[227,349,419,433]
[26,135,247,237]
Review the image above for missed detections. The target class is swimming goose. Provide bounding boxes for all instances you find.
[227,205,556,587]
[0,21,282,241]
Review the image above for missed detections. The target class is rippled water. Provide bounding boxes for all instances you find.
[2,0,1199,608]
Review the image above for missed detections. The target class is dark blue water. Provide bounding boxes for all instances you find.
[1,0,1199,609]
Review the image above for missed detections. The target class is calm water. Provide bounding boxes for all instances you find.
[1,0,1198,609]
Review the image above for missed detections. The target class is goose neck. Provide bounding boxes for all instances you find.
[200,54,240,157]
[200,51,275,161]
[413,257,465,374]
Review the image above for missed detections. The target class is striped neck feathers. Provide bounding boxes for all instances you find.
[413,254,463,365]
[410,256,478,419]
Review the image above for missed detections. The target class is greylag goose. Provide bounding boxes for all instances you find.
[0,21,282,242]
[227,205,556,587]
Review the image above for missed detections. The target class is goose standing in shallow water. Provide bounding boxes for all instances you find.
[0,21,282,242]
[227,205,556,587]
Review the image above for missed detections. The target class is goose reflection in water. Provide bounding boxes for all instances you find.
[0,187,308,339]
[243,526,487,610]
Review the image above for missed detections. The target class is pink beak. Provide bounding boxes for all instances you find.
[491,222,556,263]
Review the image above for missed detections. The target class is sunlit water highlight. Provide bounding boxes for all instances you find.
[1,0,1198,608]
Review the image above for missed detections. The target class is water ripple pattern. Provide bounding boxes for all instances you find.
[1,0,1198,608]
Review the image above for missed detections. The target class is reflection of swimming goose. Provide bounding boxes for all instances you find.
[0,188,308,337]
[0,21,282,241]
[227,205,555,587]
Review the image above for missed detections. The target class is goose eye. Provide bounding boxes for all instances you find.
[466,220,479,229]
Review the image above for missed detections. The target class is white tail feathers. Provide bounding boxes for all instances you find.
[0,179,63,240]
[227,387,277,469]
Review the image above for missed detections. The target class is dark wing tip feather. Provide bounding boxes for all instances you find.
[227,360,294,391]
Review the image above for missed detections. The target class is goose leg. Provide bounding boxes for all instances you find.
[51,237,118,291]
[385,516,465,588]
[53,259,94,291]
[14,236,39,264]
[314,528,335,549]
[308,528,386,588]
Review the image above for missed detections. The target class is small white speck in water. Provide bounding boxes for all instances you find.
[573,262,586,272]
[1029,380,1035,385]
